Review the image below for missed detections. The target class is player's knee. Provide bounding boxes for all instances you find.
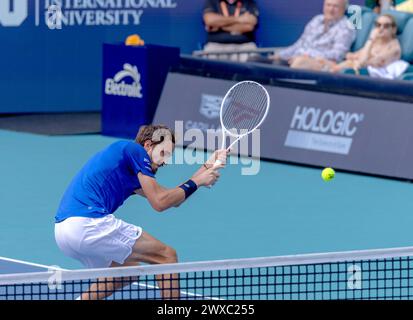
[162,246,178,264]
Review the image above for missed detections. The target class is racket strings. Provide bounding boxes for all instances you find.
[224,89,257,129]
[222,83,268,136]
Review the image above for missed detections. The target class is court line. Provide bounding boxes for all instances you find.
[0,256,65,271]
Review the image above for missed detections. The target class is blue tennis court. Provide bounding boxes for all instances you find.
[0,257,56,275]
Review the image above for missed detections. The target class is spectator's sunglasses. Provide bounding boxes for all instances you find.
[374,21,395,29]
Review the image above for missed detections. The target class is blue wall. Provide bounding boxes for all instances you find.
[0,0,364,113]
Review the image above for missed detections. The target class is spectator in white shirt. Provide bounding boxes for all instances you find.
[273,0,356,71]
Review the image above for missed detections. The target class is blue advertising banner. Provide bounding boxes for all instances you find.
[101,43,179,138]
[0,0,365,113]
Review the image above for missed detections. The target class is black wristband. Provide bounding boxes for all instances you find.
[179,179,198,199]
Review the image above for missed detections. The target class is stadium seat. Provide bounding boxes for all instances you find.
[351,10,377,51]
[400,72,413,80]
[399,17,413,62]
[342,68,369,76]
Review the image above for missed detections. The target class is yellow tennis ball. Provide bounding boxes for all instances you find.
[321,168,335,181]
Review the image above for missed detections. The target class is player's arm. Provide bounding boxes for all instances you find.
[134,189,146,198]
[192,149,229,178]
[138,168,221,213]
[135,188,183,208]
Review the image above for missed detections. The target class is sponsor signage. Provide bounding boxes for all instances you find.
[0,0,366,113]
[104,63,143,98]
[0,0,190,113]
[101,43,179,138]
[285,106,365,155]
[0,0,177,28]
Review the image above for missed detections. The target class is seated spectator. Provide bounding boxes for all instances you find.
[330,14,401,73]
[272,0,356,71]
[202,0,259,62]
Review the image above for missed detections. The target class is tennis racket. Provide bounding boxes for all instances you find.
[214,80,270,167]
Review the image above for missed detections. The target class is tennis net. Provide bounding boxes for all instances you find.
[1,246,413,300]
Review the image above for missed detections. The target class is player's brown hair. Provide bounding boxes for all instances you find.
[135,124,175,146]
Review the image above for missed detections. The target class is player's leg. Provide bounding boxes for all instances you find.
[124,231,180,299]
[79,260,139,300]
[80,231,180,300]
[71,216,143,300]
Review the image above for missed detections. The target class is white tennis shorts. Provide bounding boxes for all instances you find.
[55,215,142,268]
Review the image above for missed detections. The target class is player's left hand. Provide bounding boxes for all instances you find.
[206,149,229,168]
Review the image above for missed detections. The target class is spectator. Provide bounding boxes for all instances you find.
[272,0,356,71]
[330,14,401,74]
[202,0,259,62]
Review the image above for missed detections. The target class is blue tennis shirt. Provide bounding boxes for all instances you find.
[55,141,155,223]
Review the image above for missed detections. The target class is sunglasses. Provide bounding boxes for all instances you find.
[374,21,394,29]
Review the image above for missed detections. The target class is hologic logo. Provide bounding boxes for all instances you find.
[285,106,364,155]
[105,63,142,98]
[291,106,364,136]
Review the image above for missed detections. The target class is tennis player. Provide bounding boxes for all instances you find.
[54,124,227,299]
